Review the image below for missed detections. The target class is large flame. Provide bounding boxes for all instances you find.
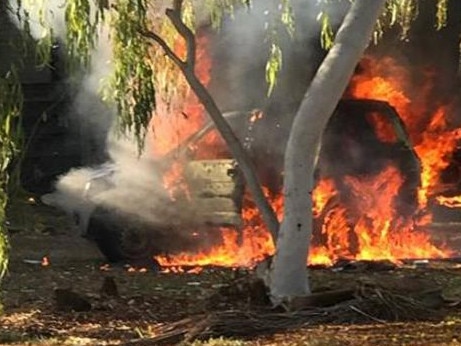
[152,47,457,269]
[349,57,461,207]
[317,166,446,261]
[149,34,212,159]
[148,34,214,198]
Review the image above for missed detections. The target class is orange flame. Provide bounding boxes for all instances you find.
[349,57,461,207]
[149,34,212,159]
[344,166,445,260]
[312,178,337,217]
[414,108,461,206]
[151,50,456,269]
[436,195,461,208]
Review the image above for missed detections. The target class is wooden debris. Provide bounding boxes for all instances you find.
[121,317,203,346]
[288,288,356,310]
[121,329,187,346]
[333,259,397,272]
[127,282,445,345]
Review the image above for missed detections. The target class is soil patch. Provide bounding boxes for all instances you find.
[2,199,461,345]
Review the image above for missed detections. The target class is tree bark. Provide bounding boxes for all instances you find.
[269,0,386,302]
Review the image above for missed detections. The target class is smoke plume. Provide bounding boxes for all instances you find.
[7,1,172,229]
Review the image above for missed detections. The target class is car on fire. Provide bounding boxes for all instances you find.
[42,98,421,266]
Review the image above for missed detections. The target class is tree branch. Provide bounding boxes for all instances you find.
[142,2,280,241]
[165,3,196,69]
[179,68,280,242]
[138,30,186,69]
[172,0,182,11]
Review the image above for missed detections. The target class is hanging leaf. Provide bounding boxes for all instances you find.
[281,0,295,38]
[0,68,23,279]
[265,43,282,96]
[383,0,418,40]
[64,0,101,70]
[106,0,155,153]
[317,11,334,49]
[435,0,448,30]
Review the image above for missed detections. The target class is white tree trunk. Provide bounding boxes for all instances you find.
[269,0,386,301]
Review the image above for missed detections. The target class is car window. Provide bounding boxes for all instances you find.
[188,128,230,160]
[366,111,398,144]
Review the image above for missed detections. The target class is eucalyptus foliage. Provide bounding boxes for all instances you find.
[106,0,155,150]
[205,0,241,29]
[317,10,335,49]
[265,0,294,95]
[64,0,100,69]
[0,69,23,278]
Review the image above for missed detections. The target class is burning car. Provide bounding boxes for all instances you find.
[43,98,420,266]
[318,99,421,213]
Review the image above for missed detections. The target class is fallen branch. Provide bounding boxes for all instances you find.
[121,329,186,346]
[120,316,204,346]
[349,305,386,324]
[288,288,355,310]
[126,283,444,345]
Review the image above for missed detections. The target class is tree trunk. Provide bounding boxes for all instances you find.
[269,0,386,302]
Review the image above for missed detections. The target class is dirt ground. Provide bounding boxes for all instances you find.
[3,198,461,345]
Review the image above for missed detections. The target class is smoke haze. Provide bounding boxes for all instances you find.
[7,0,171,228]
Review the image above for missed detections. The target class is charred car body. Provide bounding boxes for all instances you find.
[43,99,421,265]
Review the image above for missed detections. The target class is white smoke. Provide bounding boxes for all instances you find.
[7,0,172,230]
[208,0,349,181]
[8,0,67,40]
[7,0,114,149]
[213,0,348,107]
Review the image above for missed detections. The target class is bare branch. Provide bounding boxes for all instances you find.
[139,30,186,69]
[165,4,196,69]
[180,67,280,241]
[142,0,280,240]
[172,0,183,11]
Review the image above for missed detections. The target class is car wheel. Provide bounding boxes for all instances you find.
[86,206,158,268]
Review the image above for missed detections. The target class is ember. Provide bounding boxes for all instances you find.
[436,195,461,208]
[160,266,203,274]
[100,264,111,271]
[41,256,50,267]
[127,266,148,273]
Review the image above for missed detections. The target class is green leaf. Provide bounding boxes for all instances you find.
[318,11,334,50]
[265,43,282,96]
[435,0,448,30]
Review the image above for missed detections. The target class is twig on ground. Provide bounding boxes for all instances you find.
[349,304,386,324]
